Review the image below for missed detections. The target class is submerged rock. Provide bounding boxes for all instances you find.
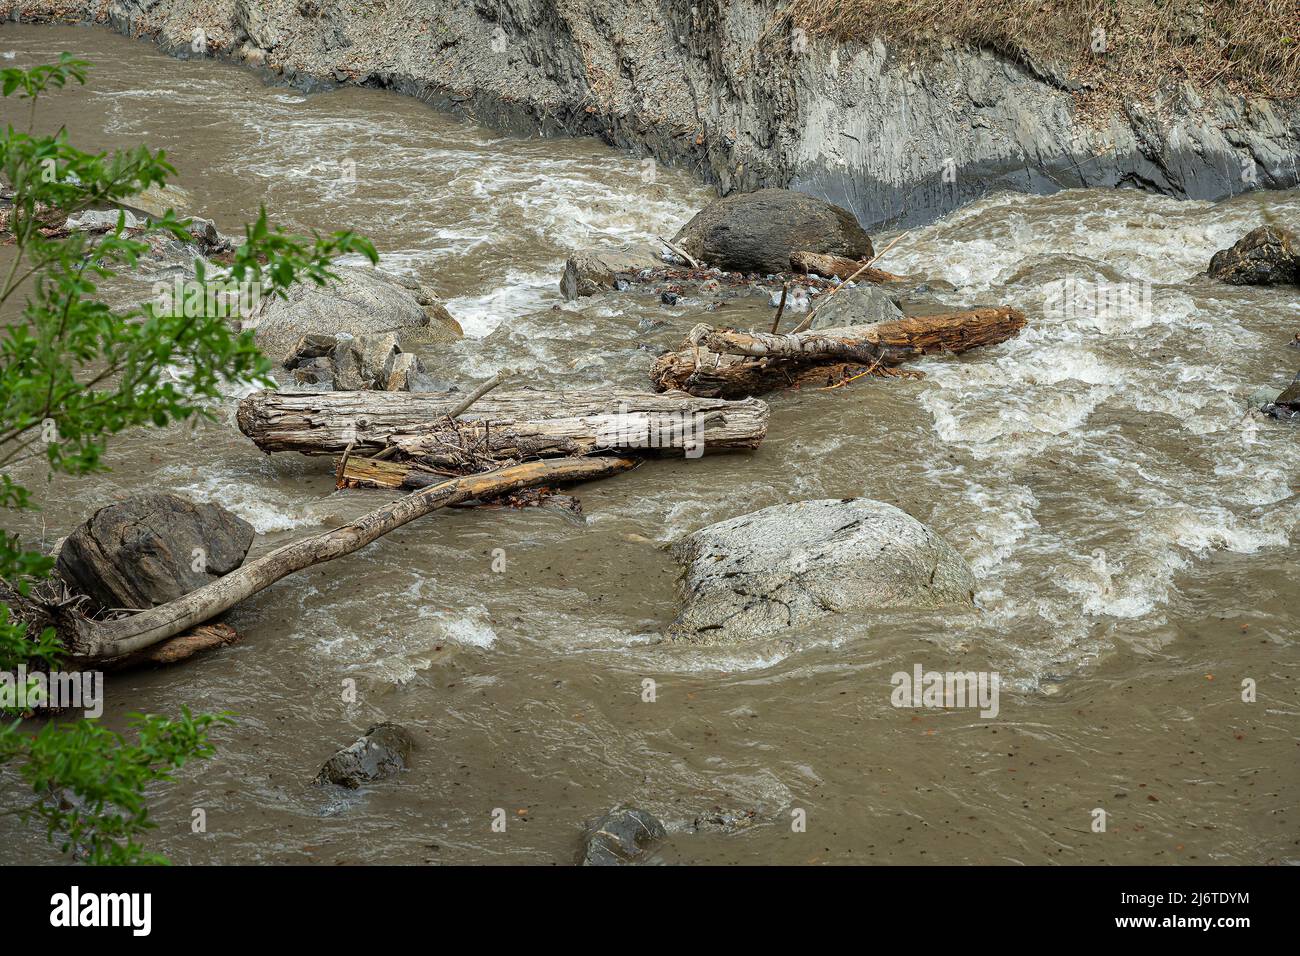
[316,723,415,788]
[1207,225,1299,286]
[247,265,462,364]
[56,493,254,612]
[672,189,873,274]
[805,285,904,330]
[560,245,663,299]
[668,499,976,644]
[580,807,666,865]
[1261,371,1300,419]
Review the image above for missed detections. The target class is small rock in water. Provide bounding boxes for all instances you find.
[315,723,414,789]
[1207,225,1299,286]
[660,290,679,306]
[806,285,902,329]
[292,356,335,388]
[580,807,666,865]
[1263,372,1300,419]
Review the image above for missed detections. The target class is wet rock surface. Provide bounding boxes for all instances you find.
[560,245,666,299]
[315,723,415,788]
[805,285,905,330]
[580,807,666,865]
[247,265,461,364]
[56,493,254,611]
[1207,225,1299,286]
[672,188,873,274]
[283,331,433,391]
[669,499,977,644]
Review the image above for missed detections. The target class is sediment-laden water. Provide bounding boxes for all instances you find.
[1,23,1297,865]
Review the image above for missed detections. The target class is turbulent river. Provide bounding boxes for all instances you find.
[2,23,1298,864]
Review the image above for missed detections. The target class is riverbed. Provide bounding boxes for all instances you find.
[1,22,1297,865]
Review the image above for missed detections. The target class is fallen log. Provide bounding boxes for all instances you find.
[104,623,241,671]
[236,388,769,461]
[790,250,905,283]
[337,456,451,490]
[61,456,636,662]
[651,307,1026,397]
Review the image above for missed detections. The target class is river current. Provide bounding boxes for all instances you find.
[1,23,1297,865]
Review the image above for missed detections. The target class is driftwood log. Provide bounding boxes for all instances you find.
[790,250,905,283]
[651,307,1027,398]
[237,388,769,461]
[61,456,636,662]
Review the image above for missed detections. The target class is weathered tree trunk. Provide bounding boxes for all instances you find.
[104,623,241,670]
[651,307,1026,397]
[63,456,636,662]
[236,388,769,461]
[790,250,905,283]
[337,456,450,490]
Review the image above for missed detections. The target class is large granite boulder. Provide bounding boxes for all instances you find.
[672,188,873,274]
[56,493,254,611]
[315,723,414,788]
[560,245,664,299]
[247,265,462,363]
[1207,225,1299,286]
[668,499,976,644]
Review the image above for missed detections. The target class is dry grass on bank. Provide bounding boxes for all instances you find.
[789,0,1298,102]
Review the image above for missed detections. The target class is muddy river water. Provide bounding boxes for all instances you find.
[1,23,1297,865]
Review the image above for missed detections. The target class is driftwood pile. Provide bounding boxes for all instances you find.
[38,230,1028,668]
[652,308,1027,398]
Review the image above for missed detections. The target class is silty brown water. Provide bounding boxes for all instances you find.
[1,23,1297,864]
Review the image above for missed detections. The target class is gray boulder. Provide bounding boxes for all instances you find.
[560,245,663,299]
[806,285,904,331]
[669,499,976,644]
[247,265,462,364]
[580,807,666,866]
[56,493,254,612]
[315,723,414,788]
[331,333,401,390]
[672,188,873,274]
[1208,225,1299,286]
[282,332,426,391]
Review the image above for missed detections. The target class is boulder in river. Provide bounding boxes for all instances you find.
[671,188,873,274]
[580,807,667,865]
[1207,225,1299,286]
[247,265,462,364]
[56,493,254,612]
[805,285,904,330]
[283,332,430,391]
[315,723,415,788]
[560,245,664,299]
[668,499,976,644]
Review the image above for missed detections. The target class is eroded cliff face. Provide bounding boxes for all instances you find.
[7,0,1298,226]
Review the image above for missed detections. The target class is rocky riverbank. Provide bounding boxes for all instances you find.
[5,0,1298,228]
